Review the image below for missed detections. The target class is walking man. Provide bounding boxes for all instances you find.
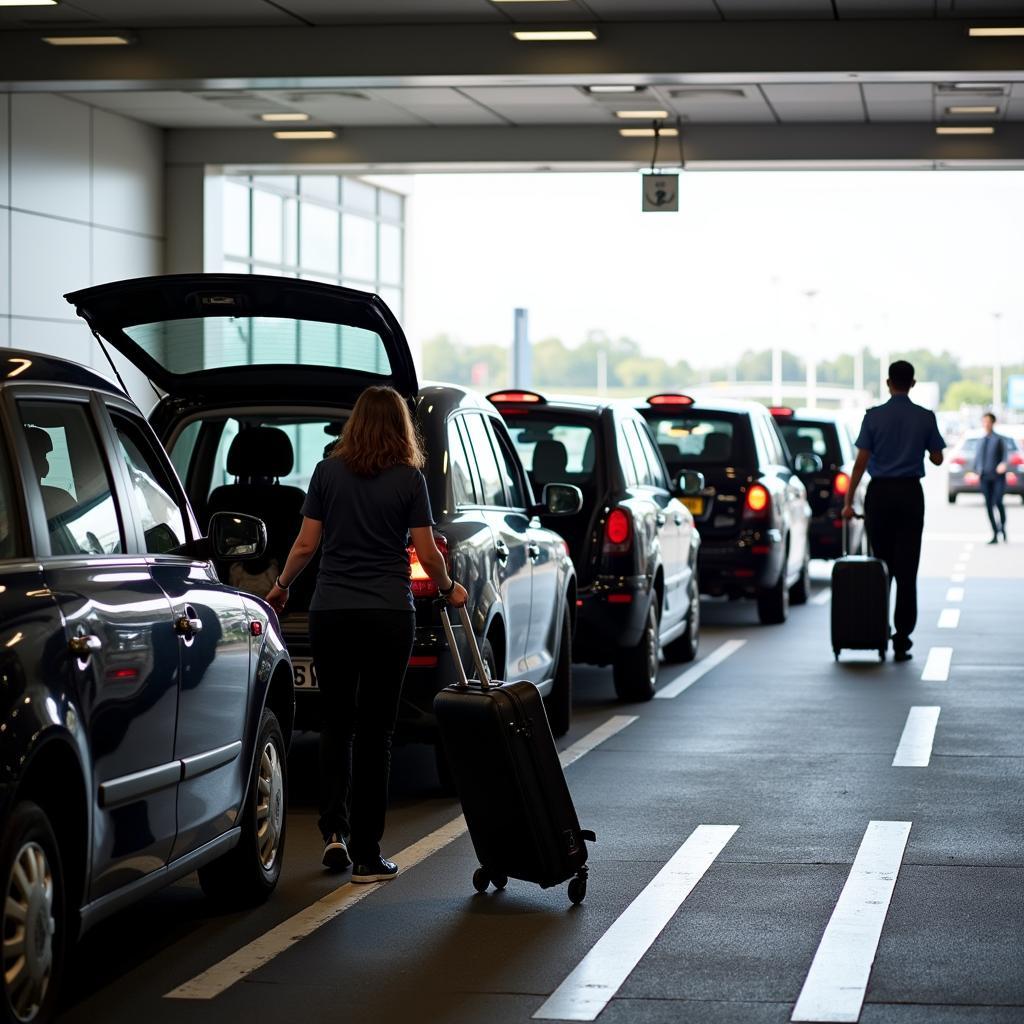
[842,360,945,662]
[976,412,1008,544]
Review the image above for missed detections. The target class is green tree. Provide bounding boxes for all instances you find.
[942,379,991,410]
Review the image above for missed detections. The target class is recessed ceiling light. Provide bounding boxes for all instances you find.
[935,125,995,135]
[260,112,311,122]
[273,130,337,140]
[587,85,640,94]
[493,1,573,3]
[0,1,58,6]
[968,26,1024,36]
[953,82,1005,90]
[619,127,679,138]
[42,33,132,45]
[615,110,669,119]
[512,30,597,41]
[946,105,998,114]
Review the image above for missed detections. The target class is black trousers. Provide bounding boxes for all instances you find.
[309,608,415,860]
[980,475,1006,535]
[864,478,925,650]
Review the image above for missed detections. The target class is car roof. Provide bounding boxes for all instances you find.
[0,348,124,396]
[773,407,851,424]
[640,395,770,417]
[419,380,500,414]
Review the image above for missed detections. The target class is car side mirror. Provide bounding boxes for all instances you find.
[539,482,583,517]
[676,470,705,497]
[794,453,823,474]
[209,511,267,561]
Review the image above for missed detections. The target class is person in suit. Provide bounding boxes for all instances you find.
[976,412,1008,544]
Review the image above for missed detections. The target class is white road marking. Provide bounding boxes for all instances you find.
[654,639,747,699]
[811,588,832,606]
[892,707,941,767]
[533,824,738,1022]
[950,573,966,583]
[952,563,967,574]
[945,587,964,603]
[165,714,637,1001]
[921,646,953,682]
[791,820,912,1023]
[937,608,961,629]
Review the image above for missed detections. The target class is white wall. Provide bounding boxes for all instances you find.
[0,93,164,408]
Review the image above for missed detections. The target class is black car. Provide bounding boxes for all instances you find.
[947,430,1024,503]
[66,275,580,774]
[638,393,812,625]
[0,349,294,1024]
[489,390,701,703]
[770,406,866,558]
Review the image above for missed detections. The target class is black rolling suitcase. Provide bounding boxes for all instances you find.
[831,517,889,662]
[433,603,595,905]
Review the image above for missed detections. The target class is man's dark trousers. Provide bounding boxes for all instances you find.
[865,478,925,652]
[980,474,1006,536]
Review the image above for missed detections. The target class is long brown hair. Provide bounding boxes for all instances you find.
[333,386,424,476]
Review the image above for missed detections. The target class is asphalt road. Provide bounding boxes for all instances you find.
[58,468,1023,1024]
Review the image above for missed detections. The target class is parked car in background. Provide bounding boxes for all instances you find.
[769,406,866,558]
[947,430,1024,503]
[0,349,293,1024]
[638,394,812,624]
[489,390,701,703]
[66,275,580,786]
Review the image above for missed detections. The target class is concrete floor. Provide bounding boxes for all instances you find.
[58,469,1024,1023]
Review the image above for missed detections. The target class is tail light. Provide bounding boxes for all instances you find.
[603,507,632,553]
[833,472,850,497]
[1010,452,1023,467]
[408,533,448,598]
[744,484,770,519]
[951,455,966,466]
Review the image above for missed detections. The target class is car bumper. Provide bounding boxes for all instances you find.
[697,530,783,596]
[573,574,651,664]
[949,472,1023,496]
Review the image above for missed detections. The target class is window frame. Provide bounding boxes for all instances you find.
[632,419,670,490]
[446,414,479,509]
[489,416,532,512]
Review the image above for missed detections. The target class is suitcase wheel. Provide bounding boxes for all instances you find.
[472,867,507,893]
[568,874,587,905]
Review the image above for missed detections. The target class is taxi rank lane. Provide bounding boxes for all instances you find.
[58,469,1024,1024]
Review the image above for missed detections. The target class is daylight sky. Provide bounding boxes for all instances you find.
[399,170,1024,372]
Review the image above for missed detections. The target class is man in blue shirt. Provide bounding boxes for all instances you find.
[842,360,945,661]
[975,412,1008,544]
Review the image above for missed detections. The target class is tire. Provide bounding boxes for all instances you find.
[947,493,956,504]
[1,802,65,1024]
[613,601,659,702]
[757,565,790,625]
[789,549,811,606]
[198,709,287,907]
[543,607,573,738]
[663,577,700,664]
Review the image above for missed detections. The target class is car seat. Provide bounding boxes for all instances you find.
[531,439,569,488]
[701,432,731,462]
[788,435,816,456]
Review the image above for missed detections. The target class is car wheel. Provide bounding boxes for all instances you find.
[947,493,956,504]
[663,578,700,664]
[613,601,659,702]
[789,549,811,606]
[757,565,790,625]
[1,802,65,1024]
[198,708,287,907]
[544,606,573,738]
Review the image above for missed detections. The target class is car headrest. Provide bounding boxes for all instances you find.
[227,427,294,479]
[701,432,730,461]
[532,439,568,483]
[788,435,815,456]
[658,442,677,464]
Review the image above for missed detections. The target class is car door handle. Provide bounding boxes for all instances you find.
[174,613,203,637]
[68,634,102,657]
[495,540,510,563]
[527,542,541,560]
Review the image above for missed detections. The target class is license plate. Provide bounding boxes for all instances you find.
[682,496,704,516]
[293,658,318,689]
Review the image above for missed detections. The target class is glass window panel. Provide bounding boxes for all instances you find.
[778,423,838,464]
[342,213,376,282]
[491,421,527,509]
[379,286,402,320]
[379,223,402,285]
[447,418,476,506]
[379,189,402,222]
[169,420,201,483]
[223,260,251,274]
[341,177,376,214]
[462,415,504,507]
[507,420,596,483]
[301,175,340,204]
[0,433,24,559]
[647,415,736,473]
[252,174,297,193]
[627,422,656,487]
[635,421,669,489]
[252,188,284,265]
[222,180,251,258]
[283,196,299,267]
[300,202,339,274]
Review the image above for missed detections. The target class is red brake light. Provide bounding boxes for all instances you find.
[745,484,770,514]
[951,455,966,466]
[833,472,850,496]
[647,393,694,407]
[1008,472,1019,486]
[487,390,544,405]
[1010,452,1023,467]
[769,407,794,418]
[408,533,448,598]
[604,507,632,551]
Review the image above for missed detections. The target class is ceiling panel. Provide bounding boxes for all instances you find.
[460,86,611,124]
[835,0,934,14]
[763,83,865,121]
[943,0,1024,14]
[0,3,101,28]
[362,88,507,125]
[716,0,834,18]
[60,0,298,26]
[270,0,504,24]
[582,0,722,19]
[862,82,933,121]
[658,85,776,122]
[74,91,261,126]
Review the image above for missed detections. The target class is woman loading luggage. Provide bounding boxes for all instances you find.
[266,386,467,881]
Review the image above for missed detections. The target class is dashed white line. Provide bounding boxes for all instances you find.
[165,714,638,1001]
[921,646,953,682]
[945,587,964,603]
[654,639,747,699]
[892,706,941,767]
[791,820,912,1023]
[950,573,966,583]
[937,608,961,629]
[811,587,832,606]
[952,563,967,574]
[533,824,738,1021]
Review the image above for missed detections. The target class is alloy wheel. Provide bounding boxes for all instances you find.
[3,842,55,1023]
[256,740,285,871]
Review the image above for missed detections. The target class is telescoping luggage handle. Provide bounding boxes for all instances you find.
[843,513,869,557]
[438,602,492,690]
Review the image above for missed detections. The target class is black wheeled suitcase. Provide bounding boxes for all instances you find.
[830,518,889,662]
[433,603,595,905]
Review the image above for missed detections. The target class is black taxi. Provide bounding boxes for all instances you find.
[638,393,813,625]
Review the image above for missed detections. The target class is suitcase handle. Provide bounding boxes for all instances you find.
[438,602,492,690]
[842,513,867,558]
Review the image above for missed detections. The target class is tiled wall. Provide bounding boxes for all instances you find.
[0,93,163,404]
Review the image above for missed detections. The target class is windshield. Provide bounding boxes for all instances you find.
[506,420,597,488]
[646,414,737,471]
[123,316,391,376]
[778,422,842,468]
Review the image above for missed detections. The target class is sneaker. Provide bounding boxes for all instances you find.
[351,857,399,883]
[894,650,913,663]
[322,833,352,871]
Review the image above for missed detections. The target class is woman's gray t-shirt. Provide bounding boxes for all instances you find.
[301,458,434,611]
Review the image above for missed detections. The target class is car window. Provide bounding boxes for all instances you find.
[616,423,640,487]
[169,420,201,484]
[647,414,736,472]
[757,416,787,466]
[490,420,528,509]
[506,419,597,484]
[778,422,840,466]
[462,414,505,507]
[19,401,123,556]
[632,420,669,489]
[109,412,188,554]
[447,417,477,506]
[0,435,24,559]
[623,421,656,486]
